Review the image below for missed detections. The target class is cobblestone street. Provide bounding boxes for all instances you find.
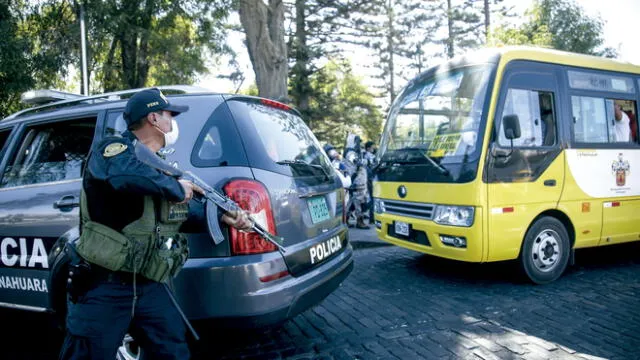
[195,239,640,360]
[2,231,639,359]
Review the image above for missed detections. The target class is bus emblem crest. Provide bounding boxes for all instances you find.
[611,153,630,187]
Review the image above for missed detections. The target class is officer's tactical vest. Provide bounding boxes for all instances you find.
[75,190,189,283]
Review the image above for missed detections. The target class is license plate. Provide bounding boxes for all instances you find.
[307,196,331,224]
[395,221,410,236]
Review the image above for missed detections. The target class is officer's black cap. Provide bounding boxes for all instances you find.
[123,88,189,126]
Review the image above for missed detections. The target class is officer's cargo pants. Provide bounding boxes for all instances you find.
[59,275,189,360]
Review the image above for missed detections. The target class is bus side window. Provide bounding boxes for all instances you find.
[499,89,556,147]
[571,97,638,144]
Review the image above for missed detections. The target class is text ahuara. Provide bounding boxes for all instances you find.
[0,276,48,292]
[310,235,342,265]
[1,237,49,269]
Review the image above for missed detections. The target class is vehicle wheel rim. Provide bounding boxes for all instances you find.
[531,229,561,273]
[116,334,140,360]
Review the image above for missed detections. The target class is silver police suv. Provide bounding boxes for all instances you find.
[0,86,353,330]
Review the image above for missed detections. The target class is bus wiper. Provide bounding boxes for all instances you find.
[422,153,450,176]
[276,159,331,180]
[385,148,450,176]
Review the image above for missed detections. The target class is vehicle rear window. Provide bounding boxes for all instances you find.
[226,99,334,183]
[191,100,249,167]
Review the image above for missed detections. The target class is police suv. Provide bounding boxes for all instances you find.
[0,86,353,332]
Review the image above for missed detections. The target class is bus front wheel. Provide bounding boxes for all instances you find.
[519,216,570,284]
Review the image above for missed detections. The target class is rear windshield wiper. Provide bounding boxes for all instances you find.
[276,159,331,180]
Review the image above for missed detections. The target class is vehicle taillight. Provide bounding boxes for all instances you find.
[260,98,291,111]
[223,179,278,255]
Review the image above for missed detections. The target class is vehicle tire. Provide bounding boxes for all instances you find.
[116,334,141,360]
[519,216,570,285]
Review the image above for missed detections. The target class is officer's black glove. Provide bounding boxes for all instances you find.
[67,260,92,304]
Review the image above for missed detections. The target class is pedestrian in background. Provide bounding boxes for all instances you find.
[343,135,369,229]
[363,141,377,222]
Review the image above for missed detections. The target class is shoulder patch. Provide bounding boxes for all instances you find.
[103,143,128,157]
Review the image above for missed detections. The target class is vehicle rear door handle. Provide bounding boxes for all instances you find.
[543,179,556,187]
[53,195,80,209]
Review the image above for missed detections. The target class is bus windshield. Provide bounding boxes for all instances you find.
[378,65,493,183]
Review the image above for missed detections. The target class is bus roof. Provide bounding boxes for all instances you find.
[491,46,640,75]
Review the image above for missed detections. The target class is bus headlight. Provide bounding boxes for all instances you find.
[433,205,474,227]
[373,198,385,214]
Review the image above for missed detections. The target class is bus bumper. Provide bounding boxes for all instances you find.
[375,208,484,262]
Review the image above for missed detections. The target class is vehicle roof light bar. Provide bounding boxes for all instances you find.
[3,85,211,122]
[20,89,86,105]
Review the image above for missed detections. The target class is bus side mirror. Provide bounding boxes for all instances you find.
[503,114,521,140]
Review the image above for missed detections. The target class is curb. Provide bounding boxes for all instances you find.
[351,240,393,250]
[348,227,392,250]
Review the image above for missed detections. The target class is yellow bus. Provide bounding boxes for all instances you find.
[373,46,640,284]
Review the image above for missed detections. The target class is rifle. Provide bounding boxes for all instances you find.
[133,140,286,254]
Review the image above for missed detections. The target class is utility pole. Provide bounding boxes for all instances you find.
[79,2,89,95]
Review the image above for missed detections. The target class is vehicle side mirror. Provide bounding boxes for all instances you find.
[503,114,521,140]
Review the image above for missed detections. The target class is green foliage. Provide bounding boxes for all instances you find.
[288,0,383,120]
[239,83,259,96]
[2,0,233,106]
[0,1,32,117]
[489,23,553,48]
[0,0,77,118]
[84,0,234,91]
[146,16,209,86]
[367,0,442,103]
[308,60,383,147]
[489,0,616,57]
[441,0,483,58]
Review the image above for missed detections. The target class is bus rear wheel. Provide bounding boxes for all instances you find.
[519,216,570,284]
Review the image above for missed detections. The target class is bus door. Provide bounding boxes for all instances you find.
[598,99,640,245]
[485,63,565,261]
[566,72,640,246]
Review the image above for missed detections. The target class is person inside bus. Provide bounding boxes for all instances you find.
[539,93,556,146]
[613,103,631,142]
[625,108,638,143]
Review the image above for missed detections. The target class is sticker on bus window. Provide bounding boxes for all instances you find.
[428,133,462,157]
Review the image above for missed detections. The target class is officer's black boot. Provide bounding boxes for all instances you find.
[356,216,370,229]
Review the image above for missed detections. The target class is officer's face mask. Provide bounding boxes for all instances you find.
[154,113,179,147]
[163,119,179,147]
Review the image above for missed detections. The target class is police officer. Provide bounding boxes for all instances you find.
[363,141,377,221]
[343,135,369,229]
[59,88,252,360]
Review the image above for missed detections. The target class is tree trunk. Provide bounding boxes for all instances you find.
[239,0,288,101]
[119,2,138,89]
[102,37,119,92]
[292,0,311,121]
[136,0,156,88]
[386,0,396,103]
[484,0,490,41]
[446,0,454,59]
